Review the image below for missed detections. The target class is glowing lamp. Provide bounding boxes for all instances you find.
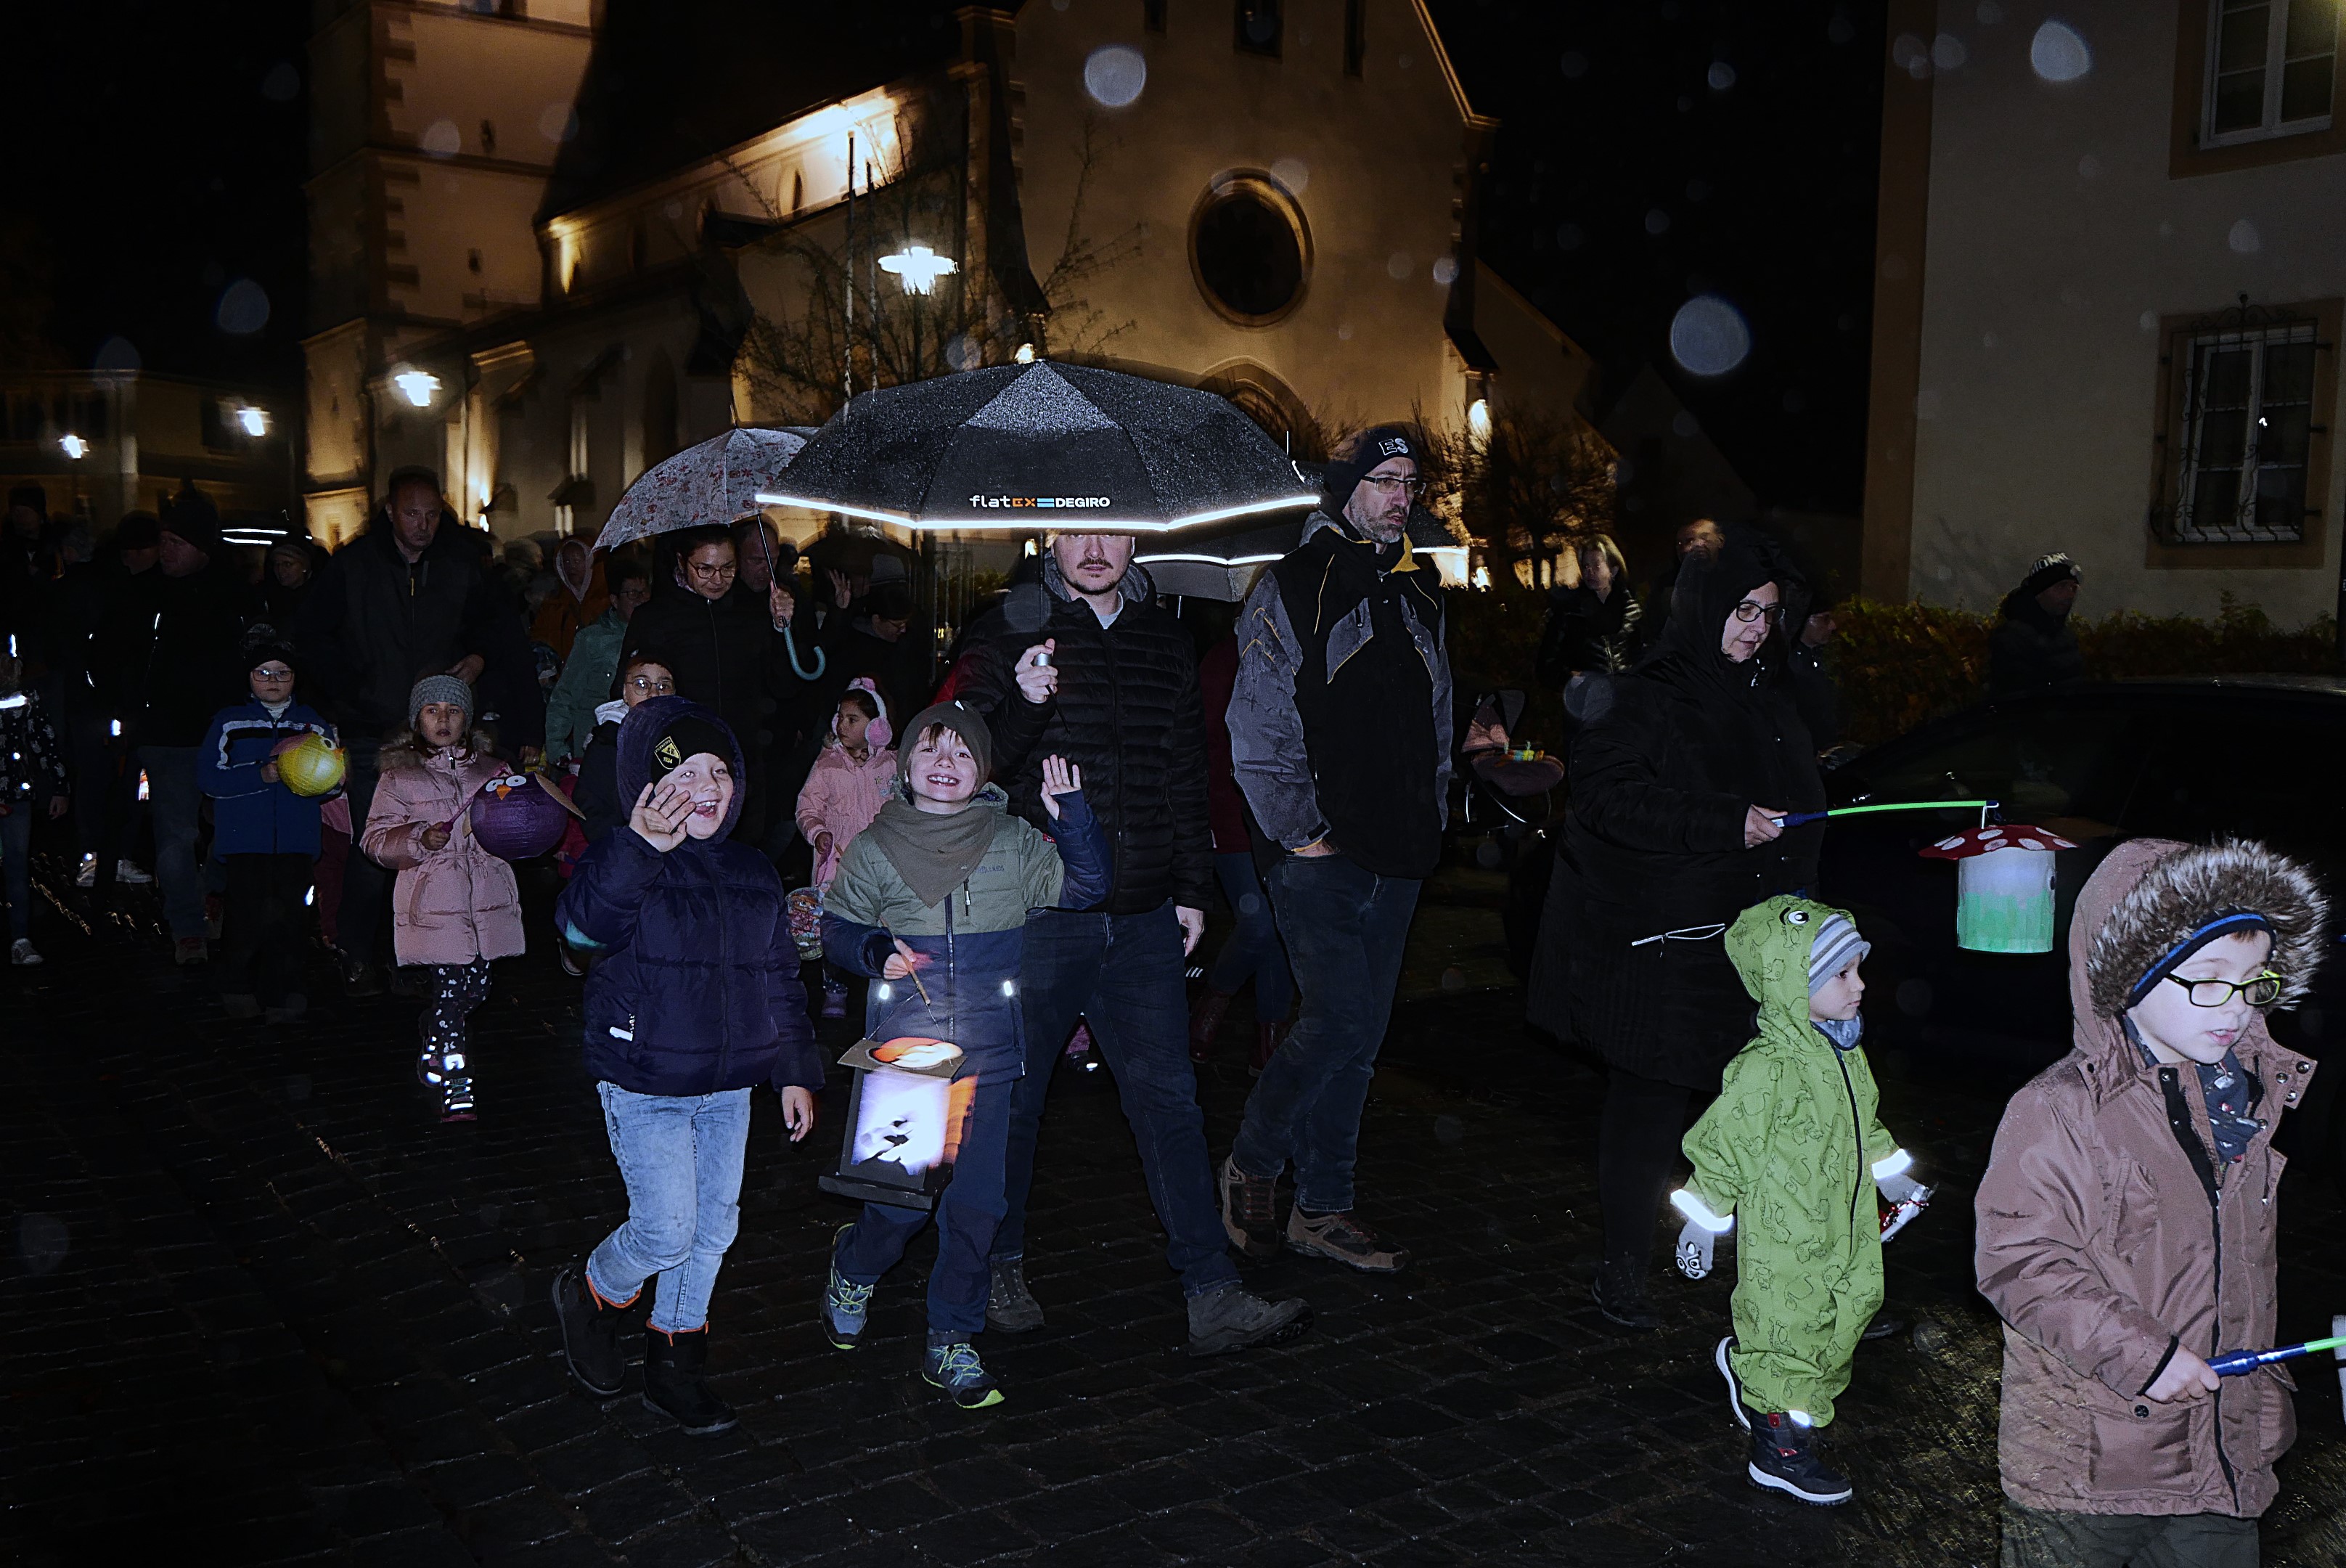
[1014,342,1037,364]
[272,733,348,798]
[237,406,269,438]
[393,370,441,408]
[878,243,957,295]
[59,434,89,460]
[1466,398,1492,440]
[1921,824,2077,954]
[820,1036,977,1210]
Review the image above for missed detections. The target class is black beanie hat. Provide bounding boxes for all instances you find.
[1322,426,1422,518]
[160,488,221,558]
[2015,552,2081,600]
[649,713,735,779]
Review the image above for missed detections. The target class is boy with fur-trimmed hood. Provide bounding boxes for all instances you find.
[1977,838,2324,1567]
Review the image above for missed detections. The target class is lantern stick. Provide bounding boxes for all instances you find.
[2209,1335,2346,1377]
[882,926,933,1006]
[1772,799,1998,829]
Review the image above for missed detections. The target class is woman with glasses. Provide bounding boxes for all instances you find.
[1526,523,1826,1330]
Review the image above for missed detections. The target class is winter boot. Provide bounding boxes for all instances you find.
[1185,1283,1313,1357]
[921,1339,1005,1409]
[1746,1410,1852,1506]
[9,938,42,967]
[551,1264,632,1398]
[1286,1209,1410,1273]
[820,1226,874,1349]
[986,1257,1045,1334]
[1218,1154,1283,1259]
[1591,1259,1662,1331]
[1188,989,1235,1062]
[642,1328,736,1435]
[1248,1020,1289,1076]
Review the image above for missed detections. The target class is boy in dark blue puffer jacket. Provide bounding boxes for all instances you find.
[550,696,821,1435]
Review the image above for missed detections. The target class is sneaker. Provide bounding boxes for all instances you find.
[115,859,152,885]
[821,979,849,1020]
[74,854,96,889]
[986,1258,1044,1334]
[1591,1261,1662,1331]
[820,1227,874,1349]
[220,992,263,1020]
[1747,1410,1852,1506]
[558,943,584,979]
[438,1058,475,1122]
[642,1327,737,1435]
[921,1340,1005,1409]
[1716,1336,1750,1432]
[1286,1209,1410,1273]
[173,936,208,966]
[416,1021,444,1087]
[551,1263,630,1398]
[9,938,41,966]
[1185,1282,1313,1357]
[1218,1154,1282,1259]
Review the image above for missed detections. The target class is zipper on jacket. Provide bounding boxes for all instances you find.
[1834,1049,1865,1236]
[712,854,735,1086]
[2157,1066,2238,1508]
[944,888,959,1043]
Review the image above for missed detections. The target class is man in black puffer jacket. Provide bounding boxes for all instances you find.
[952,536,1312,1357]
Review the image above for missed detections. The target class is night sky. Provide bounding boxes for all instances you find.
[4,1,1884,513]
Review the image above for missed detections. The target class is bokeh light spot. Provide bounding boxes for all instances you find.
[1669,295,1752,377]
[2030,20,2090,82]
[1083,45,1147,107]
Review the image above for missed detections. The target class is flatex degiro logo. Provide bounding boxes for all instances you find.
[967,494,1113,510]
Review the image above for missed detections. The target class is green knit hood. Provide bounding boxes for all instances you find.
[1726,894,1854,1042]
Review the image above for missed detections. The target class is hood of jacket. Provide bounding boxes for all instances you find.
[618,694,746,838]
[1640,525,1805,699]
[1042,545,1156,606]
[1725,893,1852,1044]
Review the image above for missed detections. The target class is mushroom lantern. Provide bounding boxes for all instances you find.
[1920,823,2078,954]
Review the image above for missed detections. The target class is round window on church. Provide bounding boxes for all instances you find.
[1190,176,1310,327]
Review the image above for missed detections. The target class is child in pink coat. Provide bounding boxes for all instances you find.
[361,676,527,1122]
[795,680,894,1017]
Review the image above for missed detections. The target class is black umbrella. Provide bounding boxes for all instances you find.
[755,362,1318,534]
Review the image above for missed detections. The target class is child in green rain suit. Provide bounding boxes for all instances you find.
[1671,895,1930,1508]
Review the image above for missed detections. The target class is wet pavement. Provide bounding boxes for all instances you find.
[4,865,2343,1567]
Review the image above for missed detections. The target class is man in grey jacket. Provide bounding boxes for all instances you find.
[1219,426,1452,1275]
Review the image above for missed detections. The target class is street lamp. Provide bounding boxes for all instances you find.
[878,243,957,295]
[236,405,269,438]
[393,369,441,408]
[59,433,89,460]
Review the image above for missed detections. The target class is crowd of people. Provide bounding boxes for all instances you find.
[1,434,2317,1561]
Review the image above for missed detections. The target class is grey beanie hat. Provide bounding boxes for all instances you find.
[408,674,475,726]
[1807,913,1871,994]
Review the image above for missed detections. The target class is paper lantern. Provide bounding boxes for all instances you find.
[274,732,346,798]
[818,1036,976,1211]
[468,772,574,860]
[1920,824,2078,954]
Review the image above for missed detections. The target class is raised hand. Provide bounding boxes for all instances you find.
[1038,754,1082,820]
[827,568,852,609]
[1014,640,1058,705]
[629,780,692,852]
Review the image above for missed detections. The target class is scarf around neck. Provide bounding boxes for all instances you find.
[862,788,1005,910]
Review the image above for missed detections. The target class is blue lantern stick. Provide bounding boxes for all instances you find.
[2207,1335,2346,1376]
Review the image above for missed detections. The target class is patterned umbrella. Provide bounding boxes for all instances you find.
[756,362,1317,535]
[593,426,809,552]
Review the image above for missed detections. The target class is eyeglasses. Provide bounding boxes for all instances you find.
[2165,971,2283,1008]
[252,666,295,681]
[686,559,737,580]
[1730,600,1787,624]
[1359,475,1425,498]
[626,675,677,695]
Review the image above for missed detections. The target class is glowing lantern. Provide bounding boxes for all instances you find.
[273,732,347,798]
[820,1036,976,1210]
[1921,824,2078,954]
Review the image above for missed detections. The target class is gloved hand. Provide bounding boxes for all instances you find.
[1675,1219,1716,1280]
[1877,1171,1927,1207]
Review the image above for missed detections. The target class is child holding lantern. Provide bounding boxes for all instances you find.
[817,702,1108,1408]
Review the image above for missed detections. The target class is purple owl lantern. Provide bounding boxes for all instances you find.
[467,772,577,861]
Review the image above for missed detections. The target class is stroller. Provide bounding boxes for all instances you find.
[1454,690,1564,978]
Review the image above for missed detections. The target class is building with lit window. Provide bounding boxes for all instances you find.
[300,0,1598,563]
[1,372,293,529]
[1865,0,2345,621]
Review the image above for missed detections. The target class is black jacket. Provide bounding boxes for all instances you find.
[296,513,541,747]
[1536,582,1643,687]
[620,581,792,764]
[954,559,1214,917]
[1987,595,2085,697]
[91,560,256,748]
[1528,530,1824,1090]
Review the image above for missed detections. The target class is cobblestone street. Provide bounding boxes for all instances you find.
[6,871,2344,1567]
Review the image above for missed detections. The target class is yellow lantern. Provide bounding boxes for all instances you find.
[274,732,347,798]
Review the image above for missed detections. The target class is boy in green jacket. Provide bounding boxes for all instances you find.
[1672,895,1929,1506]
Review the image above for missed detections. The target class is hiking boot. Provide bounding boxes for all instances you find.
[1186,1283,1313,1357]
[820,1227,873,1349]
[986,1257,1045,1334]
[551,1264,631,1398]
[1286,1209,1410,1273]
[115,859,152,885]
[1188,989,1235,1062]
[1218,1154,1282,1259]
[343,957,385,999]
[821,978,849,1020]
[263,994,308,1025]
[1591,1260,1662,1331]
[1248,1021,1289,1076]
[922,1339,1005,1409]
[642,1328,736,1435]
[221,992,263,1020]
[1747,1410,1852,1506]
[1715,1336,1750,1431]
[173,937,208,965]
[10,938,44,966]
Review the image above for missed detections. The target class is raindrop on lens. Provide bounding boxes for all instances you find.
[1431,256,1459,285]
[260,62,300,102]
[538,103,578,144]
[18,1213,68,1276]
[1270,156,1309,194]
[1645,209,1671,236]
[1387,252,1414,280]
[2030,20,2090,82]
[1556,222,1585,251]
[421,118,462,157]
[1932,33,1967,70]
[1668,295,1751,377]
[2228,219,2260,254]
[1707,61,1736,91]
[216,279,271,335]
[945,333,978,372]
[95,336,142,372]
[1083,44,1146,107]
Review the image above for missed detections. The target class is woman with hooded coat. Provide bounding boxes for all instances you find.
[1527,525,1826,1328]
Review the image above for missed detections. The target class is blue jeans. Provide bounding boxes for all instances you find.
[586,1084,752,1333]
[993,903,1241,1297]
[1233,855,1421,1214]
[1208,850,1293,1021]
[136,745,205,941]
[835,1073,1013,1338]
[0,806,29,940]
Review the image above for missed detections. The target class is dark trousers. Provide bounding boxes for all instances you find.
[336,736,389,965]
[136,745,205,941]
[218,854,314,1004]
[1206,850,1294,1022]
[0,807,28,941]
[1232,854,1419,1214]
[2000,1501,2260,1568]
[68,710,136,874]
[1598,1066,1694,1275]
[835,1074,1013,1338]
[993,903,1242,1297]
